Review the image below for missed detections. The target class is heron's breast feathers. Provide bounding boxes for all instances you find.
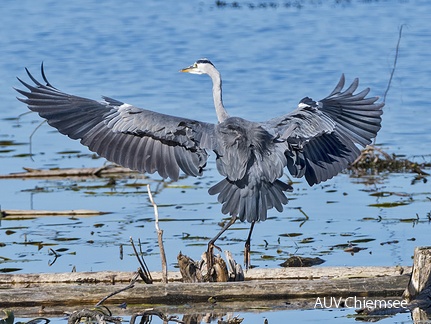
[214,118,286,184]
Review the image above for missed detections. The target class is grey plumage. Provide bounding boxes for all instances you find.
[15,60,383,225]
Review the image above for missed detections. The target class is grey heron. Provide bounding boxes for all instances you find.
[15,59,383,272]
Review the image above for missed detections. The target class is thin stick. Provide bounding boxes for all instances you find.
[383,24,405,103]
[130,237,152,284]
[48,248,59,266]
[28,119,47,162]
[95,272,140,307]
[373,24,405,146]
[147,184,168,283]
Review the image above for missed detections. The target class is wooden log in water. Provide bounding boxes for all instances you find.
[0,276,411,308]
[1,209,109,218]
[0,266,410,307]
[0,165,138,179]
[0,266,409,285]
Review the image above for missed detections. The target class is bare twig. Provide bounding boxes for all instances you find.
[147,184,168,283]
[48,248,59,266]
[95,272,140,307]
[130,237,153,284]
[383,24,405,104]
[373,24,405,146]
[28,119,47,162]
[297,207,309,228]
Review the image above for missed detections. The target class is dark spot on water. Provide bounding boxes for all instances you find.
[350,238,375,244]
[260,254,275,260]
[279,232,302,237]
[369,201,410,208]
[299,237,314,244]
[280,256,325,267]
[0,140,26,147]
[380,240,399,245]
[0,267,22,273]
[53,237,80,242]
[344,246,367,254]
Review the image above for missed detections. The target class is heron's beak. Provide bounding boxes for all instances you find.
[180,65,195,73]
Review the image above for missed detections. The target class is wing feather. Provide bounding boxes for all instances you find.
[16,66,215,181]
[262,74,383,185]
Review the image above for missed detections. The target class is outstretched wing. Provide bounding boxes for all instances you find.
[15,65,216,181]
[262,74,384,186]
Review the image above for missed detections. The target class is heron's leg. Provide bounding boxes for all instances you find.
[244,221,255,270]
[207,216,237,273]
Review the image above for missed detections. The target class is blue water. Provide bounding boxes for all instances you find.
[1,0,431,322]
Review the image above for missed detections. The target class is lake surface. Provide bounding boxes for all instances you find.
[1,0,431,322]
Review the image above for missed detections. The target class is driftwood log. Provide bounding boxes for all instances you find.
[0,166,137,179]
[0,266,410,308]
[1,209,108,218]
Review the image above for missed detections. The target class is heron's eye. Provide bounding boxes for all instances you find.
[193,63,198,68]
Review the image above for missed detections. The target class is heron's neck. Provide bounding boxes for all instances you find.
[209,68,229,123]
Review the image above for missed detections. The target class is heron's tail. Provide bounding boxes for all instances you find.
[208,179,292,222]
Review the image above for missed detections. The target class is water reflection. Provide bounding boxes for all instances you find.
[8,302,420,324]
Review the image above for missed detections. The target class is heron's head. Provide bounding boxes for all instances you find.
[180,59,216,75]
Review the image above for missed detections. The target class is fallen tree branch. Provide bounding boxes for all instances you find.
[0,165,138,179]
[1,209,109,218]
